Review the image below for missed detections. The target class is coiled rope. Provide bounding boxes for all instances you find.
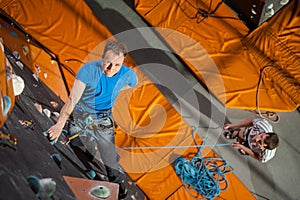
[174,156,232,199]
[173,133,233,199]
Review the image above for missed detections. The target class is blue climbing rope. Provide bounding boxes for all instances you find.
[174,155,232,199]
[173,131,233,199]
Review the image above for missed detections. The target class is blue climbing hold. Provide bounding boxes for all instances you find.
[1,96,11,117]
[51,153,62,168]
[10,31,18,37]
[86,169,96,180]
[42,131,55,145]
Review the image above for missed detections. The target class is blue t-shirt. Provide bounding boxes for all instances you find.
[75,60,137,114]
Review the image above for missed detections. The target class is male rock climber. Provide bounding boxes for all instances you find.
[47,40,138,199]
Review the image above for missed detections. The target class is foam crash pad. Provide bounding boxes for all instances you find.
[63,176,119,200]
[133,0,300,112]
[241,0,300,111]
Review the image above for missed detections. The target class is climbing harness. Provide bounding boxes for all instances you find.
[173,132,233,199]
[58,110,114,146]
[61,113,93,145]
[75,112,94,129]
[60,112,108,146]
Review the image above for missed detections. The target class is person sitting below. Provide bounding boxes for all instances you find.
[223,117,279,163]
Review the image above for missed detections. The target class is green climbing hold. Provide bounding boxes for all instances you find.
[90,185,110,199]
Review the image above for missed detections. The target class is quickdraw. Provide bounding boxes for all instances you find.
[60,113,93,146]
[19,119,35,130]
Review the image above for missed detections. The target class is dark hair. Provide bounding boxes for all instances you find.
[264,132,279,150]
[103,40,128,57]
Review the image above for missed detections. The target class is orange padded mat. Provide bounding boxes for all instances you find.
[134,0,300,112]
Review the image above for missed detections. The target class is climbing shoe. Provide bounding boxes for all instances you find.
[118,180,128,199]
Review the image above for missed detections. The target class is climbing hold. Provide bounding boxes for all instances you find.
[32,73,39,81]
[22,45,30,56]
[1,96,11,116]
[10,31,18,38]
[51,111,60,122]
[267,3,273,9]
[43,108,51,118]
[35,65,41,74]
[19,119,35,130]
[265,8,275,18]
[27,176,40,194]
[39,178,56,198]
[27,176,56,198]
[90,185,110,199]
[42,131,55,145]
[86,169,96,180]
[11,74,25,96]
[50,101,59,109]
[51,153,62,168]
[280,0,289,5]
[34,103,43,113]
[0,132,17,150]
[12,51,20,59]
[15,61,23,69]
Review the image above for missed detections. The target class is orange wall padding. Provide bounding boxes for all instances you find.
[134,0,300,112]
[2,0,113,101]
[242,0,300,110]
[0,17,69,100]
